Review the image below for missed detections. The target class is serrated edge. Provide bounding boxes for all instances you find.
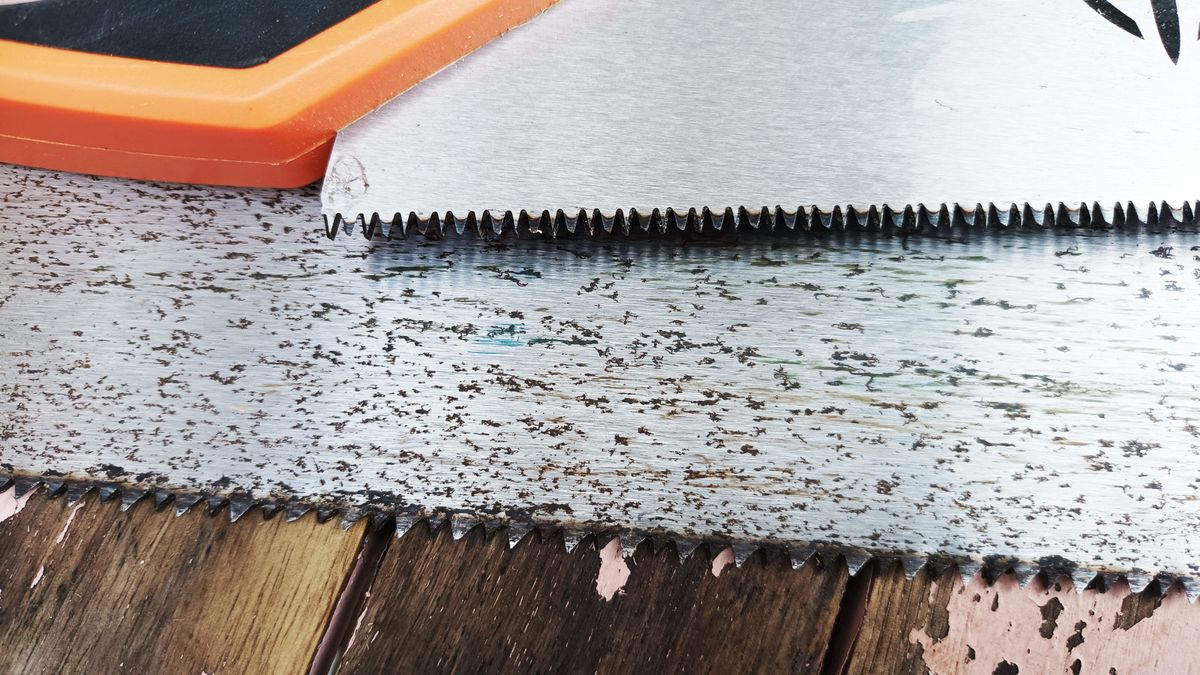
[322,199,1199,240]
[2,473,1192,598]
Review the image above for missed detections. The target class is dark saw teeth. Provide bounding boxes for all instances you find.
[323,200,1198,240]
[5,473,1198,600]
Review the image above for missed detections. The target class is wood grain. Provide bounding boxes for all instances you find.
[843,561,961,675]
[338,526,847,674]
[843,565,1200,675]
[0,488,365,675]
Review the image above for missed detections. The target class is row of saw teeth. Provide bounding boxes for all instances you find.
[323,199,1199,240]
[3,475,1195,600]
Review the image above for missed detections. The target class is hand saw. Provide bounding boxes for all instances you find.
[1,0,1197,220]
[3,0,1200,594]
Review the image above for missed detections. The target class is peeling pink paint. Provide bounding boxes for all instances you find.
[595,537,631,601]
[710,547,734,577]
[0,487,31,524]
[30,565,44,589]
[55,500,86,544]
[911,573,1200,674]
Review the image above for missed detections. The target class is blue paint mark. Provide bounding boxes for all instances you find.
[473,323,527,350]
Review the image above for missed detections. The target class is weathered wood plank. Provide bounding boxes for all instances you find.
[0,487,364,674]
[843,562,964,675]
[844,565,1200,675]
[338,527,847,673]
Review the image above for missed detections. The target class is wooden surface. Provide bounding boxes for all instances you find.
[337,527,848,674]
[843,562,967,675]
[1,489,1197,674]
[0,488,365,675]
[842,564,1200,675]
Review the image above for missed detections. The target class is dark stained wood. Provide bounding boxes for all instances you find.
[338,527,848,674]
[0,489,365,675]
[842,561,960,675]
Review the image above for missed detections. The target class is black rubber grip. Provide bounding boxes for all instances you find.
[0,0,380,68]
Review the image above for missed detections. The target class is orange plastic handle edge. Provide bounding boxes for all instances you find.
[0,0,557,187]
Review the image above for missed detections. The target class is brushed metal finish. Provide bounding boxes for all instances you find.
[323,0,1200,223]
[7,167,1200,576]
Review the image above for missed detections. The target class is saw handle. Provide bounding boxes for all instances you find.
[0,0,556,187]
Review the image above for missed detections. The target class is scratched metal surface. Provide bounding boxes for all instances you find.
[323,0,1200,224]
[4,167,1200,577]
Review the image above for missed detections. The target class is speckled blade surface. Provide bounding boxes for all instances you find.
[5,167,1200,584]
[322,0,1200,232]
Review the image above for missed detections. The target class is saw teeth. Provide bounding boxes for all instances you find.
[789,545,817,570]
[450,515,478,541]
[1126,570,1153,594]
[924,558,950,579]
[204,495,226,516]
[4,476,1196,591]
[1071,568,1099,593]
[174,493,203,516]
[13,477,40,500]
[902,557,927,581]
[119,489,147,512]
[560,529,586,554]
[618,535,638,560]
[153,490,173,511]
[64,484,90,506]
[339,508,365,530]
[731,543,757,568]
[283,502,311,523]
[366,511,390,530]
[394,511,419,537]
[324,198,1198,240]
[1179,577,1200,603]
[228,495,255,522]
[44,479,67,498]
[1013,563,1039,588]
[671,538,702,563]
[505,522,533,549]
[1104,572,1128,591]
[957,560,983,587]
[843,549,872,577]
[425,513,446,535]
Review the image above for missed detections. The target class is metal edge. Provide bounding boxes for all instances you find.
[322,200,1199,240]
[2,472,1190,598]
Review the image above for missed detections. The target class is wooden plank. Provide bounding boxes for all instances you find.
[844,564,1200,675]
[0,487,365,674]
[843,561,961,675]
[337,526,847,674]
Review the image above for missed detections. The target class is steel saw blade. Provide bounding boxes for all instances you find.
[4,166,1200,593]
[321,0,1200,237]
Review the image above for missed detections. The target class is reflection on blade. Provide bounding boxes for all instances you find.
[323,0,1200,227]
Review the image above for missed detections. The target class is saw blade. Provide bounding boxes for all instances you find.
[5,167,1200,586]
[321,0,1200,235]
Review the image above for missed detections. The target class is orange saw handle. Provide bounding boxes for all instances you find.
[0,0,554,188]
